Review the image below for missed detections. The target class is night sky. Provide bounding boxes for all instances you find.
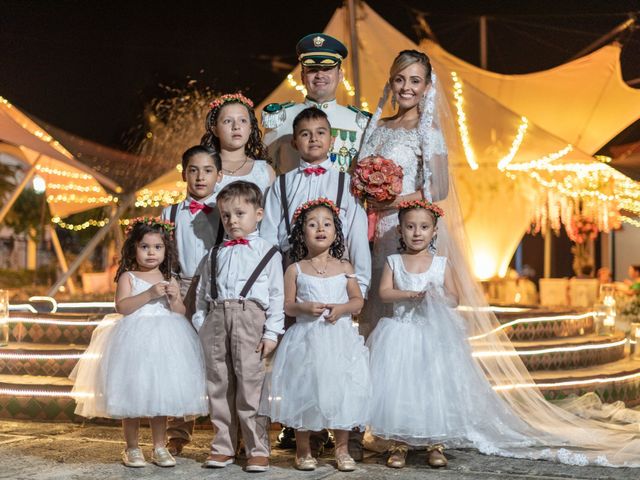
[2,0,639,150]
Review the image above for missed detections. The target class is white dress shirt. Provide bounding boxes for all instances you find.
[192,231,284,342]
[263,98,368,174]
[161,194,220,279]
[261,157,371,296]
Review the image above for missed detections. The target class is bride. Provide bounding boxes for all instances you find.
[360,49,640,468]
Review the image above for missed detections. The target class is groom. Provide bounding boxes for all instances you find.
[262,33,371,174]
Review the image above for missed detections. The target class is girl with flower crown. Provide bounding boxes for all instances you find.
[202,93,275,197]
[70,218,208,469]
[261,198,371,472]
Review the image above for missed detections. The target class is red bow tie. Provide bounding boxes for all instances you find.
[189,200,213,215]
[223,238,249,247]
[303,166,327,176]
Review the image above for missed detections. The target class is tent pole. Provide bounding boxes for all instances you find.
[569,16,635,61]
[0,154,42,224]
[347,0,361,105]
[479,15,488,69]
[47,194,134,297]
[48,225,77,294]
[543,227,552,278]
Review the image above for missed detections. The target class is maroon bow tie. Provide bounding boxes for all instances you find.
[303,166,327,176]
[189,200,213,215]
[223,238,249,247]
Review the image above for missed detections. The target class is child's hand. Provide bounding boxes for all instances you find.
[305,302,327,316]
[256,339,277,359]
[406,290,426,301]
[323,304,345,323]
[165,281,180,301]
[149,282,168,299]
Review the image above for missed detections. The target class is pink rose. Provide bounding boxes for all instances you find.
[368,171,385,185]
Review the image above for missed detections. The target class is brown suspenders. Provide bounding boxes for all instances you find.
[280,171,346,237]
[209,245,279,301]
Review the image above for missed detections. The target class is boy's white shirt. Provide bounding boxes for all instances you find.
[160,193,219,279]
[261,156,371,297]
[192,231,285,341]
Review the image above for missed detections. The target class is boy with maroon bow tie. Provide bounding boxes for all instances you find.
[193,180,284,472]
[160,144,223,453]
[262,107,370,297]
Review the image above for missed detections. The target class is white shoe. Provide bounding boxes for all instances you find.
[151,447,176,467]
[122,447,146,468]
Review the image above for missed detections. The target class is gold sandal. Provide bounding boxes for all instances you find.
[386,443,409,468]
[427,444,447,468]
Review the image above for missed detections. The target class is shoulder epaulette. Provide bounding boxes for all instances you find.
[348,105,372,130]
[261,102,295,129]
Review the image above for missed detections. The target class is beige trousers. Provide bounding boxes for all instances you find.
[199,300,270,457]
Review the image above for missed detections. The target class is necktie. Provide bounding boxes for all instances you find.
[189,200,213,215]
[223,238,249,247]
[303,166,327,176]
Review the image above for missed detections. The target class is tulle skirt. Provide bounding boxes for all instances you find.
[262,316,371,431]
[367,301,535,449]
[71,311,208,419]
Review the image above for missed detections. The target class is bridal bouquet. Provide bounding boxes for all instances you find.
[350,155,403,240]
[350,155,403,203]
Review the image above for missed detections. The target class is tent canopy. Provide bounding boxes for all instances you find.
[421,40,640,156]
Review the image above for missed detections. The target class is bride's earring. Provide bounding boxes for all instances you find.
[428,234,437,254]
[391,94,397,110]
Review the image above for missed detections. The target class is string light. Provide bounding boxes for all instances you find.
[0,388,93,399]
[494,370,640,391]
[621,216,640,228]
[135,186,186,208]
[46,194,116,205]
[497,117,529,170]
[47,183,104,193]
[468,312,595,341]
[8,317,102,326]
[52,217,109,231]
[35,165,93,180]
[1,96,73,159]
[451,72,478,170]
[472,338,627,358]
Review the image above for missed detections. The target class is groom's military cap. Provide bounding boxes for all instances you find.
[296,33,348,68]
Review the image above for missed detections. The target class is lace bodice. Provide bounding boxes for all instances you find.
[359,126,423,195]
[127,273,172,316]
[388,254,446,322]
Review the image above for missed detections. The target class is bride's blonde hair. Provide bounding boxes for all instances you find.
[389,50,432,83]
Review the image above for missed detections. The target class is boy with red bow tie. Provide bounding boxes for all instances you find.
[262,107,371,297]
[193,180,284,473]
[161,145,222,454]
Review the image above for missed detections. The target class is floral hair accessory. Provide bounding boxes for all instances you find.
[124,216,175,236]
[209,92,254,111]
[292,197,340,223]
[397,199,445,218]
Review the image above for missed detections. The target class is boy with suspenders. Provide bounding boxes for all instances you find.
[261,107,371,297]
[192,181,284,473]
[161,145,223,454]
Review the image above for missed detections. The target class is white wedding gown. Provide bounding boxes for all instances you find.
[359,119,640,467]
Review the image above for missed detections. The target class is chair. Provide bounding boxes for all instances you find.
[568,278,600,308]
[539,278,569,307]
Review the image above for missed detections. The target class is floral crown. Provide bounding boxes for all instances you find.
[292,197,341,223]
[124,216,175,236]
[209,92,254,112]
[397,199,445,218]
